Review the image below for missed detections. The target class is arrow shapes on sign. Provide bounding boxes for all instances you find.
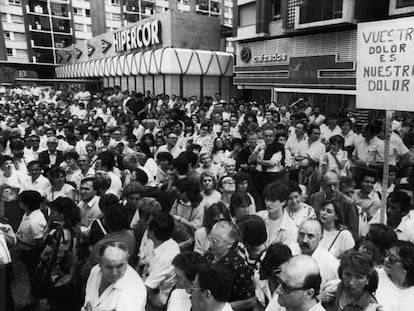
[102,39,112,54]
[87,44,95,56]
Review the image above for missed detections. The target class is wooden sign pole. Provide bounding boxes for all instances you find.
[380,110,392,224]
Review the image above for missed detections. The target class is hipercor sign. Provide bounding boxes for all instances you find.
[113,19,161,53]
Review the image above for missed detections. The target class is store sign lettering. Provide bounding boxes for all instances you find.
[114,20,161,53]
[254,53,287,63]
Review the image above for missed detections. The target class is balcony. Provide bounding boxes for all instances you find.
[294,0,355,30]
[389,0,414,15]
[27,4,71,19]
[196,4,221,15]
[124,4,140,13]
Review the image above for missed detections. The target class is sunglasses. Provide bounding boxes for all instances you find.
[273,269,309,294]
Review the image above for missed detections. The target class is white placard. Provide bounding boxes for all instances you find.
[357,17,414,111]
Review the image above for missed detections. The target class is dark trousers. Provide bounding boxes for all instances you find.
[0,263,15,311]
[20,249,42,299]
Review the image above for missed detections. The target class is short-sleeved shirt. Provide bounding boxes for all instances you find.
[17,209,47,249]
[257,210,298,248]
[296,139,326,163]
[144,238,181,304]
[353,136,384,163]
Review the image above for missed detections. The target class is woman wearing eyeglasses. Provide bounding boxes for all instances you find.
[325,249,381,311]
[375,241,414,311]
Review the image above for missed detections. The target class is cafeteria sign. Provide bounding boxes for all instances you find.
[357,16,414,111]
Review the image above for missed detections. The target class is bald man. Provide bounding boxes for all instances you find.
[309,171,359,239]
[292,219,339,288]
[277,255,325,311]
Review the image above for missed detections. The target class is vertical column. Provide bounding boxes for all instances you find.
[179,75,184,98]
[256,0,272,34]
[200,76,204,102]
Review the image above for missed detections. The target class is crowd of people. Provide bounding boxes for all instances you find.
[0,84,414,311]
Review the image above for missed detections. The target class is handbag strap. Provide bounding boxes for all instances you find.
[328,229,344,251]
[96,218,108,236]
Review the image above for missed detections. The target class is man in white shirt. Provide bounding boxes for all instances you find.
[78,177,102,236]
[83,241,146,311]
[275,255,326,311]
[286,121,307,156]
[308,106,325,126]
[156,133,183,159]
[320,114,341,144]
[20,161,52,197]
[291,219,339,287]
[144,212,180,309]
[296,125,326,163]
[190,264,234,311]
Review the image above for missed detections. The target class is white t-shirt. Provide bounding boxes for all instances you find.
[167,289,191,311]
[376,267,414,311]
[17,209,47,248]
[320,229,355,258]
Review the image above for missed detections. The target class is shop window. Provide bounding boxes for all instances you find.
[6,48,13,56]
[396,0,414,7]
[272,0,281,20]
[299,0,343,24]
[85,9,91,17]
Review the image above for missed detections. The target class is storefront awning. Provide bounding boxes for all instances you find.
[55,48,234,79]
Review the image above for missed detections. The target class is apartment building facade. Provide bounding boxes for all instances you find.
[0,0,233,65]
[233,0,414,111]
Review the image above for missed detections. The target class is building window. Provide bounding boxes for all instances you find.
[74,23,84,31]
[8,0,21,5]
[6,48,13,56]
[73,8,81,15]
[111,0,121,5]
[11,14,23,24]
[112,13,121,20]
[85,9,91,17]
[4,31,11,40]
[299,0,343,24]
[397,0,414,7]
[272,0,281,20]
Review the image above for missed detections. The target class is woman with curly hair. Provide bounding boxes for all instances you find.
[39,197,82,311]
[170,178,204,251]
[200,171,222,210]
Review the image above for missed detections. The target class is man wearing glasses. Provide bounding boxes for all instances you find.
[276,255,325,311]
